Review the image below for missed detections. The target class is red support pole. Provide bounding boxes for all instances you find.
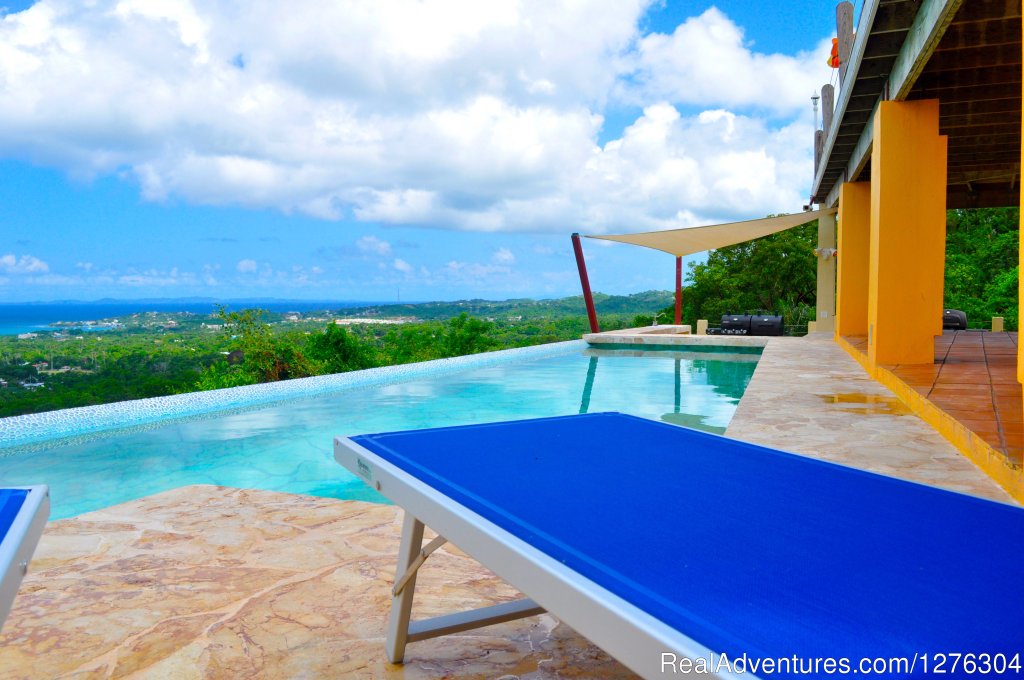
[571,233,600,333]
[674,256,683,325]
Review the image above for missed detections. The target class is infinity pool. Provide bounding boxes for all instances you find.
[0,343,759,518]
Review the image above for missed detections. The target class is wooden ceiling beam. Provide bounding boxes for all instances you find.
[944,122,1023,135]
[925,44,1022,71]
[862,32,911,59]
[871,1,921,34]
[915,66,1021,91]
[939,97,1022,117]
[911,81,1022,103]
[947,0,1022,25]
[946,185,1020,209]
[941,111,1023,129]
[933,19,1021,50]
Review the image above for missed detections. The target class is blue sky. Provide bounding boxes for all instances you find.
[0,0,841,303]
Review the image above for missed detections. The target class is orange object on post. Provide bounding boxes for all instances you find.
[827,38,840,68]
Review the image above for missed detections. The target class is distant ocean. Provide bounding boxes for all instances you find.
[0,301,373,336]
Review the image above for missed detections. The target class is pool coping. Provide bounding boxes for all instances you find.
[583,328,770,348]
[0,341,585,449]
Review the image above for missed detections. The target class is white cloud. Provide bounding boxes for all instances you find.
[75,261,94,271]
[357,235,392,256]
[621,8,832,115]
[444,260,510,280]
[492,247,516,264]
[0,1,826,234]
[0,254,49,274]
[237,258,258,273]
[393,258,413,273]
[202,263,219,285]
[24,273,80,286]
[118,266,194,287]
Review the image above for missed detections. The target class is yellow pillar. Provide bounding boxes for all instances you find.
[814,211,837,333]
[835,182,871,338]
[868,99,947,367]
[1019,14,1024,385]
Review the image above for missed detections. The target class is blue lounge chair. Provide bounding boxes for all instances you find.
[334,413,1024,679]
[0,486,49,631]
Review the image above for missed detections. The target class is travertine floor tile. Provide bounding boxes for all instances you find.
[0,486,637,680]
[727,335,1014,503]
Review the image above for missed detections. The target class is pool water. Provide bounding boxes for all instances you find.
[0,346,758,518]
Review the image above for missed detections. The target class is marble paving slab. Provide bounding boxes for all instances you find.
[0,486,635,679]
[726,335,1014,503]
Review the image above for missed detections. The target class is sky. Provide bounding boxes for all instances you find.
[0,0,842,303]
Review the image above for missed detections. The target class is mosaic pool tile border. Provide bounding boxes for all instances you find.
[0,340,584,448]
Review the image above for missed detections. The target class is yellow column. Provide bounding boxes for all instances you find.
[835,182,871,338]
[814,211,837,333]
[1019,14,1024,385]
[868,99,947,367]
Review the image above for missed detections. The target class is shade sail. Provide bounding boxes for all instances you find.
[585,208,837,257]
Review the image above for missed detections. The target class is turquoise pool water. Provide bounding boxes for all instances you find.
[0,345,759,519]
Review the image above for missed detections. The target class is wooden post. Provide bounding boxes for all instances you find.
[815,130,824,171]
[837,1,854,88]
[674,256,683,325]
[571,233,600,333]
[822,84,835,137]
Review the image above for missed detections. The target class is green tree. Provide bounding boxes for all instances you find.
[664,221,818,328]
[196,308,315,387]
[306,324,377,374]
[440,313,496,357]
[380,324,442,364]
[944,207,1019,329]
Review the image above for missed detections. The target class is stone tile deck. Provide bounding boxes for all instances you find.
[728,334,1012,503]
[0,335,1013,679]
[0,486,633,679]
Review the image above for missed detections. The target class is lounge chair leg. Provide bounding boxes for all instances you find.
[385,511,425,664]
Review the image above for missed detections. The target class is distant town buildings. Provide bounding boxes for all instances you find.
[334,318,409,326]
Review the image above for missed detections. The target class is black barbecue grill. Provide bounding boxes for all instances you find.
[749,315,784,336]
[719,314,751,335]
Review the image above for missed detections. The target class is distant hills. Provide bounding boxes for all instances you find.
[334,291,674,320]
[3,291,673,320]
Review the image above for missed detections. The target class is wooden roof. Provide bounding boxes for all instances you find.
[812,0,1022,209]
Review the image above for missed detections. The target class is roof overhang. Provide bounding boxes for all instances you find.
[585,208,836,258]
[812,0,1020,210]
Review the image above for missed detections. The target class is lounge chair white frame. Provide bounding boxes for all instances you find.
[334,438,744,680]
[0,486,50,630]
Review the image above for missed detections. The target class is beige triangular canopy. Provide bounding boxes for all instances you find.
[586,208,837,257]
